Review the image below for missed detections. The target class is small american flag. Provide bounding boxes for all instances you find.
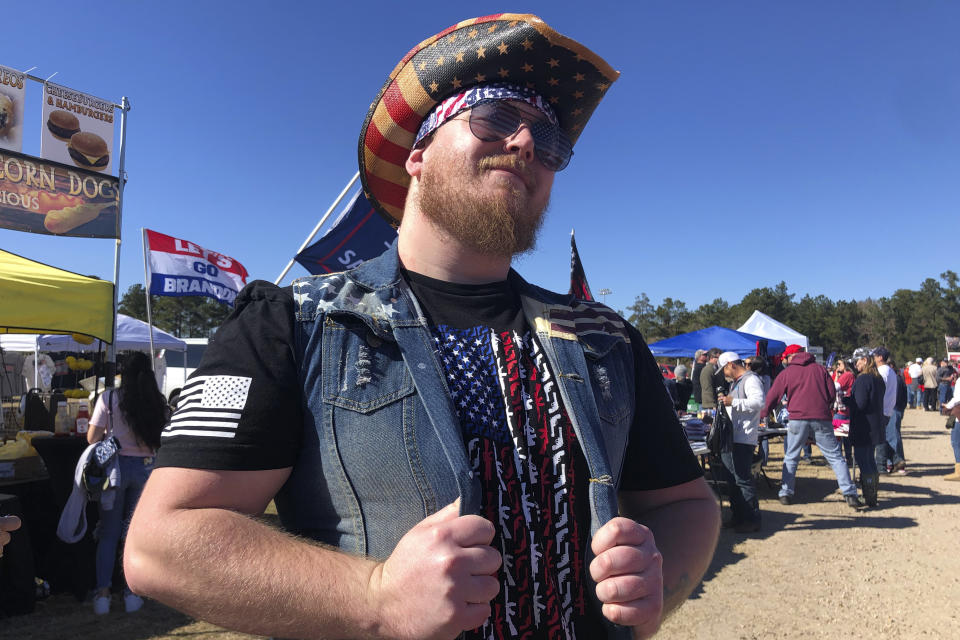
[162,375,251,439]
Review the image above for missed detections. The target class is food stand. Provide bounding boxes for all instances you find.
[0,250,117,607]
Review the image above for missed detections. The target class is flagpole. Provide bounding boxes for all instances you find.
[274,171,360,285]
[105,96,131,389]
[141,228,156,367]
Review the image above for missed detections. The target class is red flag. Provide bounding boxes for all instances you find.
[568,231,594,301]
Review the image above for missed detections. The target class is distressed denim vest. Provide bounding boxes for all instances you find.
[275,242,636,638]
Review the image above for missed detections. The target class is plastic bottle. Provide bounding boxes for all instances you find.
[54,401,71,436]
[75,401,90,436]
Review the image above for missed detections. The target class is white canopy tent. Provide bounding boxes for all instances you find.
[737,310,809,349]
[0,334,40,352]
[0,313,187,352]
[0,315,185,392]
[0,314,186,354]
[39,315,185,353]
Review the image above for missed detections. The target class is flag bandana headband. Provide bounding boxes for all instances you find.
[413,83,558,148]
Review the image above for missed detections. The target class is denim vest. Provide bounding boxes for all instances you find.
[275,242,636,638]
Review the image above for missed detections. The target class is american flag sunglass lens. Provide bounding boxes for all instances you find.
[469,103,571,171]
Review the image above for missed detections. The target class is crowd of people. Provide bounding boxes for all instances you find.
[667,345,960,532]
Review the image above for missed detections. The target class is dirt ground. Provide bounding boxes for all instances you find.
[658,406,960,639]
[2,408,958,640]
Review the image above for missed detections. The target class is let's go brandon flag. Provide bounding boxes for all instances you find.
[144,229,248,306]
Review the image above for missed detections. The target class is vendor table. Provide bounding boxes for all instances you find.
[31,435,88,506]
[757,426,788,441]
[27,434,96,600]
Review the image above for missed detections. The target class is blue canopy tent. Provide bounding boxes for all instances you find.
[647,326,786,358]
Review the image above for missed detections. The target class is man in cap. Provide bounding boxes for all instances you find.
[699,348,722,410]
[125,15,719,640]
[762,345,861,507]
[777,344,812,462]
[715,352,765,532]
[691,349,708,407]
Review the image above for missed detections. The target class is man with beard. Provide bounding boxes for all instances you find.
[691,349,708,407]
[125,14,719,640]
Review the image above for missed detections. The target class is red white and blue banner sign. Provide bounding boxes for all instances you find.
[145,229,248,306]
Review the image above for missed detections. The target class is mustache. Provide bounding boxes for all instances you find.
[477,155,536,189]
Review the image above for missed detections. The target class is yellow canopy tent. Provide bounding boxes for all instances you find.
[0,249,114,342]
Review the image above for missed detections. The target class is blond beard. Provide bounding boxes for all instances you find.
[416,151,549,258]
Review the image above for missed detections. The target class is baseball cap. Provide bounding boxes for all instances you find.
[916,357,923,363]
[872,346,891,360]
[782,344,804,357]
[717,351,740,370]
[852,347,871,360]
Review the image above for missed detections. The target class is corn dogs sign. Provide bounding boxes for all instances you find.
[0,147,119,238]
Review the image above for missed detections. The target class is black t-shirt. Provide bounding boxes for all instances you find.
[157,276,702,638]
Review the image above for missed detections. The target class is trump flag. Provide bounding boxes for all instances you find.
[145,229,248,306]
[294,190,396,275]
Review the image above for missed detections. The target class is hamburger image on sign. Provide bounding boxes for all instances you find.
[67,131,109,171]
[40,82,115,175]
[47,110,81,140]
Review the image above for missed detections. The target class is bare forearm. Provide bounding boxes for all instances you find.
[623,494,719,618]
[125,507,380,639]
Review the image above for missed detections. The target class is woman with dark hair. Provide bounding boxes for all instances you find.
[87,351,168,614]
[848,348,885,507]
[833,358,856,466]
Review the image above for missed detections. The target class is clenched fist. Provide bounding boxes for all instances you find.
[0,515,21,558]
[590,517,663,639]
[368,500,501,640]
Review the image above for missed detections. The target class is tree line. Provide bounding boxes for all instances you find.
[118,284,231,339]
[116,270,960,365]
[623,270,960,365]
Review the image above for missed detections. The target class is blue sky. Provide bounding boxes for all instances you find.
[3,2,958,317]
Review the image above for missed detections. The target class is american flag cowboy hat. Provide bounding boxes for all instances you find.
[358,13,619,224]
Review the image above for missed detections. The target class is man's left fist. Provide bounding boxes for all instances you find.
[589,517,663,638]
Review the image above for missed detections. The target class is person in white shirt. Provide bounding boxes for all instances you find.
[873,347,905,472]
[907,358,923,409]
[717,352,766,533]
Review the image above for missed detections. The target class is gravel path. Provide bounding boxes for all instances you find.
[657,407,960,639]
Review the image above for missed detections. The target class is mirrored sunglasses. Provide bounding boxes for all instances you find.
[467,101,573,171]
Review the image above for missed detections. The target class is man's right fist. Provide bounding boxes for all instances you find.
[368,499,501,640]
[0,515,21,558]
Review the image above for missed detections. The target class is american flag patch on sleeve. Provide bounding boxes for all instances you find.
[162,375,252,439]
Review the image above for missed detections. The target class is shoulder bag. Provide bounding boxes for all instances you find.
[84,390,122,498]
[706,405,733,456]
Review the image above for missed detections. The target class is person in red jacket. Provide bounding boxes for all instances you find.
[762,345,860,507]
